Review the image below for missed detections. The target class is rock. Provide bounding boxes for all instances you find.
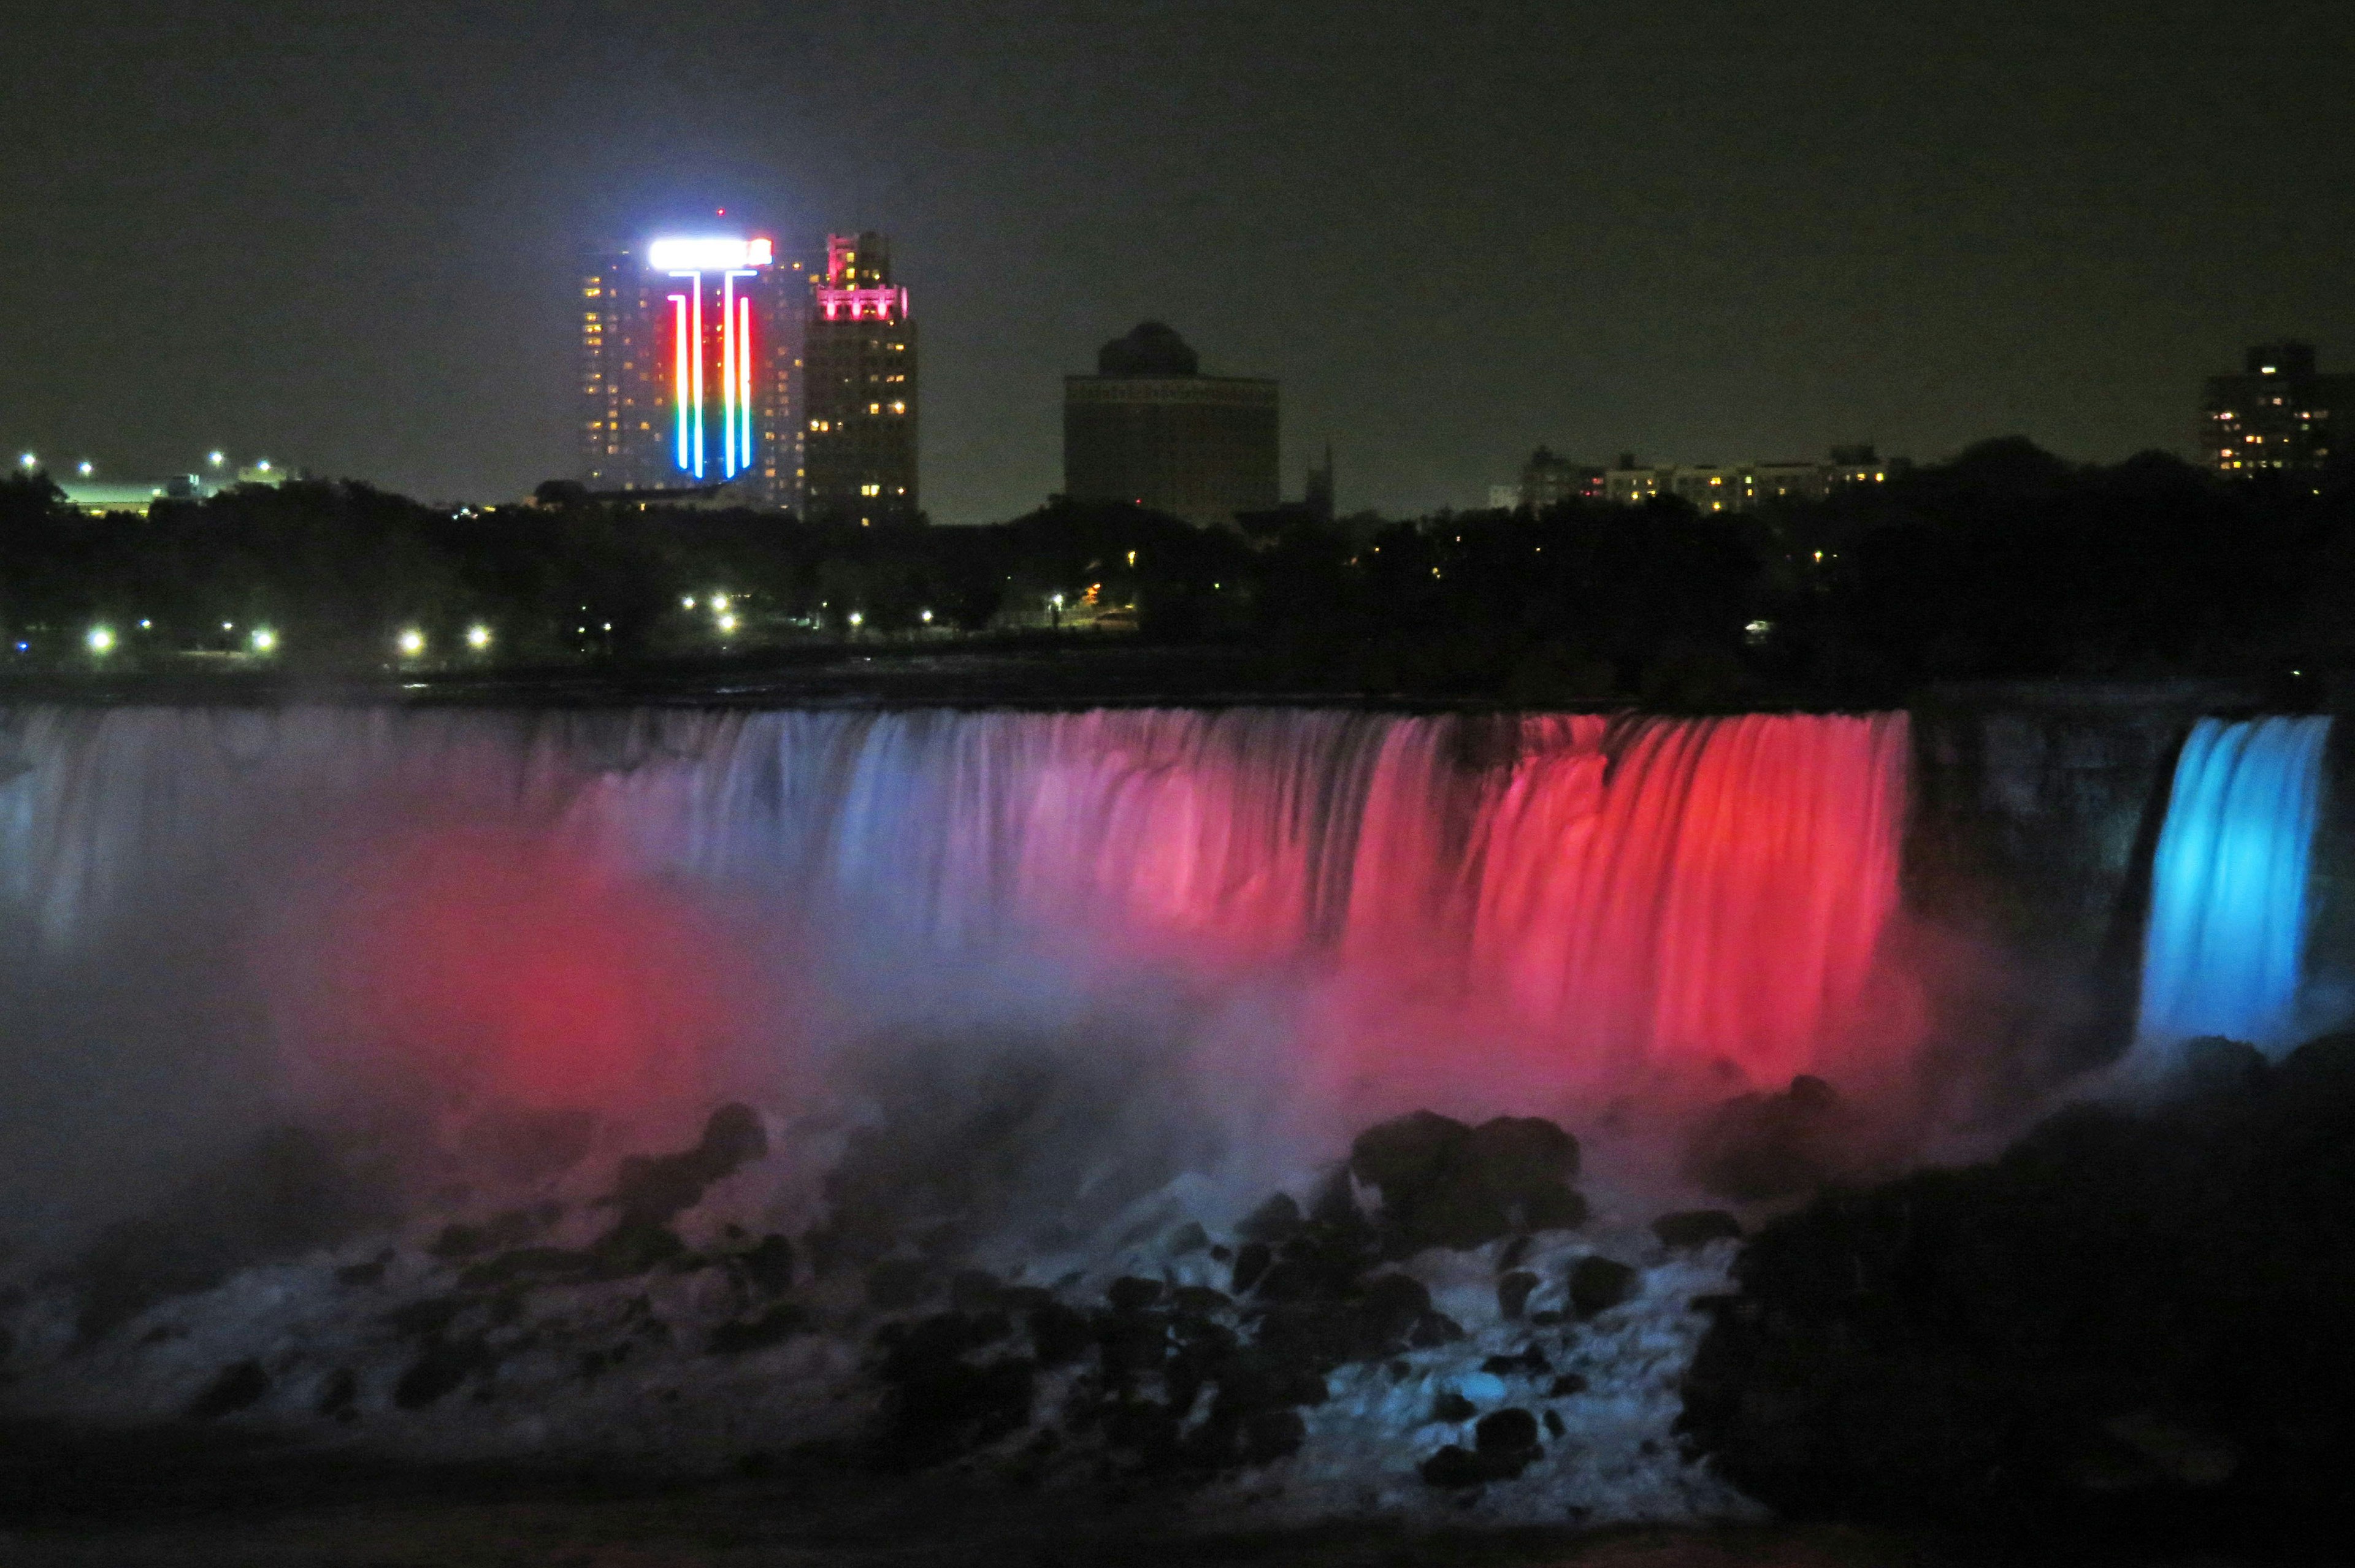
[708,1302,811,1355]
[188,1359,269,1420]
[1027,1300,1093,1367]
[394,1340,490,1409]
[867,1256,930,1310]
[1350,1111,1585,1255]
[735,1234,797,1296]
[1430,1390,1477,1423]
[872,1312,1038,1471]
[1568,1255,1637,1318]
[1652,1209,1744,1249]
[1238,1192,1301,1243]
[588,1222,685,1279]
[1106,1275,1165,1314]
[459,1245,595,1291]
[1679,1033,2355,1543]
[1683,1076,1852,1201]
[1549,1372,1589,1397]
[1497,1269,1540,1320]
[608,1103,768,1230]
[316,1367,358,1419]
[2178,1037,2268,1098]
[1482,1344,1551,1377]
[1476,1406,1541,1458]
[1238,1407,1306,1466]
[1231,1241,1273,1295]
[1165,1221,1211,1255]
[334,1258,388,1288]
[1420,1444,1492,1488]
[1409,1310,1466,1347]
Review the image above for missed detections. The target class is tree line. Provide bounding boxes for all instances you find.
[2,438,2348,705]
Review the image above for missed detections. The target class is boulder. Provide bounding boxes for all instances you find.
[1568,1255,1637,1318]
[1652,1209,1743,1249]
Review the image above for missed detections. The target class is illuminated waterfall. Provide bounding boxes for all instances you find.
[2137,716,2333,1054]
[0,706,1915,1102]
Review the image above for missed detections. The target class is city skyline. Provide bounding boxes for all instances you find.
[2,2,2349,521]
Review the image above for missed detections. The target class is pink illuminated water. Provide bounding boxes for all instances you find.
[0,707,1915,1151]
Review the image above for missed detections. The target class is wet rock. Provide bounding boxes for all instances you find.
[1409,1310,1467,1348]
[188,1359,269,1421]
[1420,1444,1493,1488]
[866,1256,930,1311]
[1683,1075,1851,1202]
[1543,1409,1567,1438]
[394,1340,491,1409]
[1238,1407,1306,1466]
[1171,1284,1233,1316]
[1497,1269,1540,1320]
[2178,1037,2268,1098]
[1653,1209,1743,1249]
[608,1103,769,1230]
[709,1302,811,1356]
[383,1295,468,1342]
[316,1367,358,1419]
[1549,1372,1589,1397]
[1482,1344,1552,1377]
[1350,1111,1585,1255]
[734,1234,797,1297]
[1230,1241,1273,1295]
[1165,1221,1211,1255]
[1430,1390,1477,1423]
[1680,1031,2355,1542]
[1476,1405,1541,1459]
[1027,1300,1093,1367]
[1106,1276,1165,1315]
[588,1222,686,1279]
[872,1312,1038,1471]
[1568,1255,1637,1318]
[459,1245,595,1291]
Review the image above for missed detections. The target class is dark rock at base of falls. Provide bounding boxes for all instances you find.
[187,1359,270,1421]
[1679,1031,2355,1547]
[1421,1407,1545,1488]
[1682,1075,1855,1203]
[1652,1209,1744,1249]
[607,1103,768,1230]
[1567,1255,1637,1318]
[1349,1111,1586,1255]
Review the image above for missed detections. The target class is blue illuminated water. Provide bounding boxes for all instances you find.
[2137,716,2333,1055]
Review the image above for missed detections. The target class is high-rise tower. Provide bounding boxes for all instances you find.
[800,232,917,524]
[580,234,805,506]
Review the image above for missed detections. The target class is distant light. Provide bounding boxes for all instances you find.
[77,461,93,477]
[1049,594,1063,609]
[710,591,730,612]
[717,612,739,633]
[920,609,933,624]
[256,460,271,472]
[1126,551,1137,567]
[396,627,426,657]
[17,454,33,470]
[848,611,864,628]
[86,625,115,654]
[602,622,611,632]
[138,619,151,630]
[682,595,697,610]
[222,621,233,632]
[466,624,492,650]
[207,451,224,467]
[647,236,773,270]
[250,627,278,653]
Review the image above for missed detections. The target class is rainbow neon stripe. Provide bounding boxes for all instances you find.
[656,237,772,482]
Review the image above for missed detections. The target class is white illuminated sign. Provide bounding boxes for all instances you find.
[646,236,773,270]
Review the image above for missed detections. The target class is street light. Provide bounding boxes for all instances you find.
[396,627,426,657]
[86,625,115,655]
[17,454,33,470]
[848,611,864,629]
[717,612,739,634]
[920,609,933,624]
[250,627,278,654]
[77,461,93,477]
[466,624,492,650]
[207,451,225,468]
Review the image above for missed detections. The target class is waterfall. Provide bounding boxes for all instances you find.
[2137,716,2334,1054]
[0,705,1916,1141]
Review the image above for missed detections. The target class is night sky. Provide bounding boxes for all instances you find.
[2,1,2347,519]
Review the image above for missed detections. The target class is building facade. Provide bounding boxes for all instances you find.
[800,233,917,525]
[1063,323,1277,530]
[2204,342,2349,476]
[579,235,805,508]
[1518,446,1606,508]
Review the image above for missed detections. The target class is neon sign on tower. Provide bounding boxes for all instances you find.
[648,235,774,483]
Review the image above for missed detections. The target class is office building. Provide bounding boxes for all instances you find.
[800,232,917,524]
[579,234,804,508]
[1518,446,1606,509]
[1064,323,1278,530]
[2204,342,2349,476]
